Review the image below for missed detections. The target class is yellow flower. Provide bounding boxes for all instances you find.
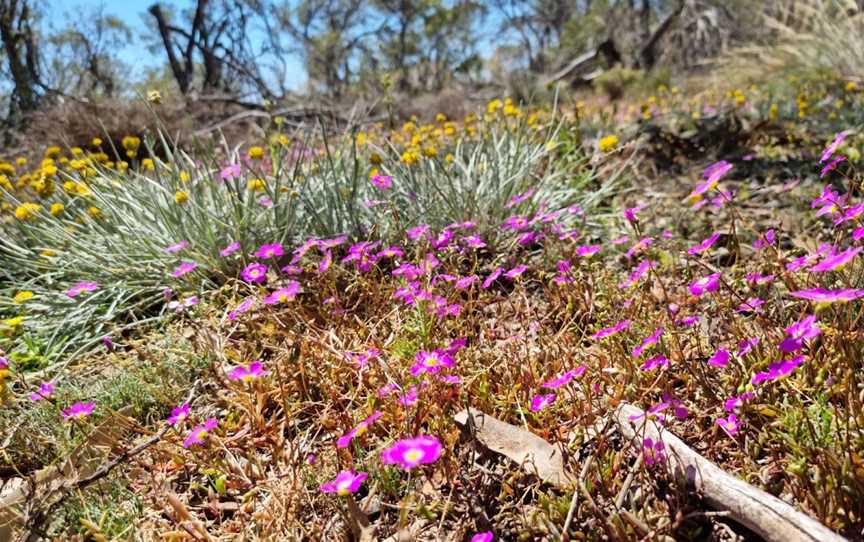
[248,146,265,160]
[15,157,26,167]
[50,203,65,216]
[0,162,14,175]
[45,146,62,159]
[370,152,382,165]
[768,103,778,121]
[71,147,83,157]
[846,81,858,92]
[13,291,34,304]
[401,149,420,165]
[1,315,24,336]
[444,153,454,163]
[487,98,503,114]
[87,206,101,218]
[141,158,155,171]
[435,113,447,123]
[598,134,619,153]
[91,137,103,147]
[356,132,367,146]
[247,178,266,192]
[41,249,56,258]
[422,145,438,158]
[179,171,190,182]
[122,136,141,158]
[147,89,162,104]
[274,116,284,126]
[175,190,189,204]
[15,203,41,220]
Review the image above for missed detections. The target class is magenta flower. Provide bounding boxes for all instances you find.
[506,189,535,208]
[790,287,864,303]
[642,438,666,466]
[29,381,55,401]
[172,261,198,278]
[853,227,864,241]
[168,295,198,313]
[337,411,383,448]
[165,240,189,254]
[640,354,668,371]
[471,532,494,542]
[220,163,241,179]
[716,413,740,437]
[751,355,806,385]
[345,348,381,369]
[461,235,487,249]
[411,349,455,376]
[820,132,847,163]
[576,244,601,258]
[724,391,754,412]
[529,393,556,412]
[227,360,269,382]
[407,224,430,240]
[397,385,421,406]
[753,229,776,250]
[220,241,241,257]
[505,264,528,279]
[591,319,631,340]
[482,268,504,289]
[380,435,443,470]
[320,470,369,495]
[736,337,760,357]
[632,327,664,357]
[689,273,720,296]
[707,348,730,367]
[624,203,646,223]
[746,273,775,285]
[736,297,764,314]
[66,281,98,298]
[541,365,586,389]
[820,155,845,178]
[241,262,268,283]
[167,403,190,425]
[255,243,284,259]
[619,260,653,289]
[688,160,732,201]
[779,315,821,352]
[371,173,392,190]
[263,282,300,304]
[62,401,95,421]
[810,246,861,272]
[183,417,218,448]
[227,297,254,320]
[688,232,721,255]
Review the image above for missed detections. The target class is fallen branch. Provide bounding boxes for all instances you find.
[614,403,847,542]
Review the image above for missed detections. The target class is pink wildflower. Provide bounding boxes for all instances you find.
[66,281,98,298]
[380,435,443,470]
[337,411,383,448]
[640,354,668,371]
[320,470,368,495]
[262,282,300,304]
[632,327,664,357]
[165,240,189,254]
[241,262,268,283]
[172,261,198,278]
[227,360,269,382]
[220,241,241,257]
[708,348,730,367]
[411,350,455,376]
[255,243,284,259]
[167,403,190,425]
[716,413,740,437]
[689,273,720,296]
[371,173,392,189]
[62,401,95,421]
[29,381,55,401]
[688,232,721,255]
[592,319,631,340]
[529,393,556,412]
[183,418,218,448]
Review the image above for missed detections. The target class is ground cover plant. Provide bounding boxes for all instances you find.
[4,77,864,542]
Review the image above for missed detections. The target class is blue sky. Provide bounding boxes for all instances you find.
[45,0,308,89]
[44,0,505,93]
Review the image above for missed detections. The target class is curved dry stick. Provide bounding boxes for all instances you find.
[614,403,847,542]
